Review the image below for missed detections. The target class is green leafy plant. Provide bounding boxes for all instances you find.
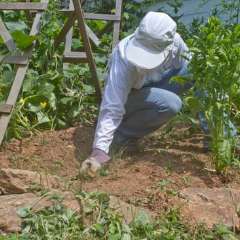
[1,191,239,239]
[187,17,240,173]
[11,30,37,50]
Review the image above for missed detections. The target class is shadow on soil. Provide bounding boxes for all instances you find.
[72,124,219,188]
[72,125,95,164]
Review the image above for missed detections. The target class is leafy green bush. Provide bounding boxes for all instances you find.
[187,17,240,173]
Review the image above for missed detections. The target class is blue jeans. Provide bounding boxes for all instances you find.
[113,64,192,144]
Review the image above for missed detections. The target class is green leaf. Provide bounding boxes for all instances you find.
[92,223,105,235]
[109,222,116,234]
[36,111,50,124]
[56,118,67,128]
[184,96,201,115]
[5,21,28,32]
[11,30,37,50]
[17,207,30,218]
[122,233,131,240]
[82,84,95,94]
[133,210,151,226]
[0,36,3,45]
[60,97,71,105]
[109,233,121,240]
[170,75,189,86]
[27,102,41,113]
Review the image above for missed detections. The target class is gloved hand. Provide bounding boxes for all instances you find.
[80,148,110,177]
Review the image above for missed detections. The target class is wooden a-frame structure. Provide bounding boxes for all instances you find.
[55,0,123,101]
[0,0,49,145]
[59,0,123,49]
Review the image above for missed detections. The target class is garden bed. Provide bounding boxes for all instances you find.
[1,124,240,238]
[1,123,240,214]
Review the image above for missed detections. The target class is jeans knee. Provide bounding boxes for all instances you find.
[144,88,182,116]
[167,95,182,115]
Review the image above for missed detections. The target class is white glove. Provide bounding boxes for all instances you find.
[80,148,110,177]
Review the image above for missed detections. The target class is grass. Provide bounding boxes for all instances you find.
[0,191,239,240]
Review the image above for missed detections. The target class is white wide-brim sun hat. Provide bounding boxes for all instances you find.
[126,12,177,70]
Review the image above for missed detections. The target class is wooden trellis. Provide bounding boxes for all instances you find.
[55,0,123,102]
[0,0,49,145]
[55,0,102,103]
[59,0,123,49]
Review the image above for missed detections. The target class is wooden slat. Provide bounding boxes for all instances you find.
[63,28,73,69]
[62,0,73,70]
[84,13,121,21]
[0,0,48,145]
[60,0,120,21]
[0,18,16,51]
[112,0,123,48]
[55,17,100,49]
[59,0,122,49]
[60,0,74,11]
[0,55,28,65]
[63,0,74,54]
[25,0,34,20]
[85,24,100,46]
[59,9,73,14]
[0,2,48,11]
[61,9,121,21]
[68,0,100,47]
[60,0,70,9]
[54,14,76,48]
[72,0,102,103]
[59,5,122,49]
[63,51,87,63]
[0,104,13,114]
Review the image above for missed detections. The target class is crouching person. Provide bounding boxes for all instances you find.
[80,12,192,176]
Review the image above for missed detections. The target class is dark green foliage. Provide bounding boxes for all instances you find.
[11,30,37,50]
[187,17,240,172]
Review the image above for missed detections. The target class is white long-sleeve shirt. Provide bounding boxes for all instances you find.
[93,33,189,153]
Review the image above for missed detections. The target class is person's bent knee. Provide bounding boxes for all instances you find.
[145,88,182,115]
[167,95,182,115]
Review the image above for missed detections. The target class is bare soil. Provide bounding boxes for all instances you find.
[1,123,240,215]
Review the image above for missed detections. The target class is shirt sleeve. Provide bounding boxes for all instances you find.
[93,50,134,154]
[173,33,191,69]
